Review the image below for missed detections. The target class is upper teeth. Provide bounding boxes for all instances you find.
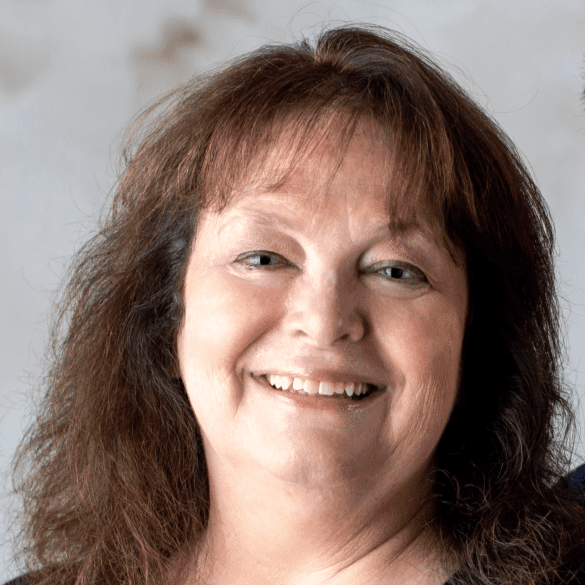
[266,374,373,397]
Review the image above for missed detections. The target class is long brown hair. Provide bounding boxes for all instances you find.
[7,23,585,585]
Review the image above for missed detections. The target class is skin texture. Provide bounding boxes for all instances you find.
[176,120,468,585]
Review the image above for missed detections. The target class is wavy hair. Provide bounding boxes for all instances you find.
[7,23,585,585]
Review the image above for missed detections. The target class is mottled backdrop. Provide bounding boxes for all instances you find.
[1,0,584,580]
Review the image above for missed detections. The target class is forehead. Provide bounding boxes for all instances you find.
[224,117,393,210]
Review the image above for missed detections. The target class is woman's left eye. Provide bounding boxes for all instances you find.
[375,262,428,285]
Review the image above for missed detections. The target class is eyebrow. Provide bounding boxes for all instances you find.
[242,209,299,231]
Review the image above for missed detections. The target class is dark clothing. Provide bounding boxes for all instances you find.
[4,465,585,585]
[3,578,29,585]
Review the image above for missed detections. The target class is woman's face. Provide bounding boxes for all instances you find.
[177,120,468,492]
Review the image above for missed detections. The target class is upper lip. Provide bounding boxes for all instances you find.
[252,368,387,390]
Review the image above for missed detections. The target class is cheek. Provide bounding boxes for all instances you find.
[377,299,464,434]
[381,296,465,382]
[372,310,462,474]
[178,275,280,388]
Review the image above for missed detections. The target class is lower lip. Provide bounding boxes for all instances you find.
[250,373,385,412]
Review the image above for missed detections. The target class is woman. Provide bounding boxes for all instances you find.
[4,23,585,585]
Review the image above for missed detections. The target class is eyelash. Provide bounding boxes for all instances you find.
[235,250,427,285]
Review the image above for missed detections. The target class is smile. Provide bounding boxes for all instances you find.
[254,373,382,401]
[265,374,376,398]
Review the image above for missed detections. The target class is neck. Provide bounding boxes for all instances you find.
[186,451,454,585]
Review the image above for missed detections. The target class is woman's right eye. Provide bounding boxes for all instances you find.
[234,251,287,269]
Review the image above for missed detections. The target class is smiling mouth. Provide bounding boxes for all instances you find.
[258,374,381,401]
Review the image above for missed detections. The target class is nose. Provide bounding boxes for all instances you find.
[285,269,365,347]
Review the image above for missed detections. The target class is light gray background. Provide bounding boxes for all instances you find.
[1,0,584,580]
